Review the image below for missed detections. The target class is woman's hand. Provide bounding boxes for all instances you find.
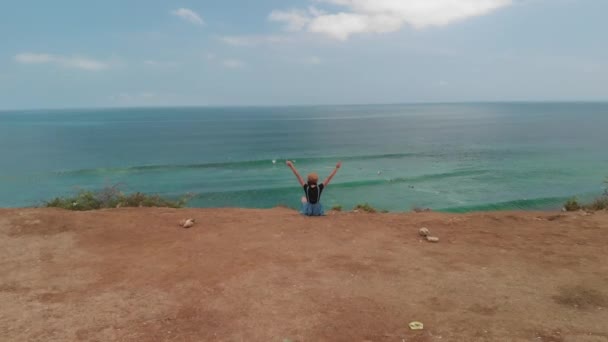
[336,161,342,169]
[286,160,294,168]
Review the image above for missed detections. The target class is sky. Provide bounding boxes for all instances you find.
[0,0,607,109]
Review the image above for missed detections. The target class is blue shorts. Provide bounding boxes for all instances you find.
[301,202,325,216]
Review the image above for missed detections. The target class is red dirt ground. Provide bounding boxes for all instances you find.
[1,208,607,342]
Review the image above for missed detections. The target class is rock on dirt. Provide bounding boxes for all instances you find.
[179,218,195,229]
[426,236,439,243]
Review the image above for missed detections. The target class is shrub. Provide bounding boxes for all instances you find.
[45,191,103,210]
[354,203,377,213]
[584,197,608,211]
[563,198,581,212]
[45,186,189,211]
[380,209,389,213]
[564,178,608,212]
[331,204,342,212]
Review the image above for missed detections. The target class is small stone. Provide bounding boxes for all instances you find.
[426,236,439,243]
[409,321,424,330]
[180,218,196,228]
[419,227,430,237]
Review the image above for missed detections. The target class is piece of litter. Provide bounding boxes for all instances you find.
[419,227,430,237]
[409,321,424,330]
[426,236,439,243]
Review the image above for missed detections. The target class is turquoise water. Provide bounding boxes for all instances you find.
[1,103,607,211]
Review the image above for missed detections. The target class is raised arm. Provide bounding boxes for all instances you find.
[286,160,306,187]
[323,161,342,186]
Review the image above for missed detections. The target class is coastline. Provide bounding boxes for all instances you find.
[1,207,607,341]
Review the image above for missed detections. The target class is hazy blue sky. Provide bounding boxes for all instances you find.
[1,0,607,109]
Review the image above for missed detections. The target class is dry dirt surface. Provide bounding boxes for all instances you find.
[1,208,607,342]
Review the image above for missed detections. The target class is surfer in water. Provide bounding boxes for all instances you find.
[286,160,342,216]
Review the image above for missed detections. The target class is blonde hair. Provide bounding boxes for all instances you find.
[307,173,319,185]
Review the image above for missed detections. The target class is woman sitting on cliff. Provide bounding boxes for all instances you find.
[286,160,341,216]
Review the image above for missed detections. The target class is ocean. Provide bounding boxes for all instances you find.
[1,103,607,212]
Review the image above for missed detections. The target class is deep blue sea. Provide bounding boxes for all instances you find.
[1,103,607,212]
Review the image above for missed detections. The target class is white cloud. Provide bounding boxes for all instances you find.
[205,54,246,69]
[14,53,54,64]
[222,59,246,69]
[305,56,322,65]
[171,8,204,26]
[268,9,311,31]
[218,35,292,47]
[14,53,110,71]
[269,6,328,32]
[67,58,110,71]
[270,0,512,40]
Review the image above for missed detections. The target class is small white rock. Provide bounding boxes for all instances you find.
[419,227,430,237]
[180,218,196,228]
[426,236,439,243]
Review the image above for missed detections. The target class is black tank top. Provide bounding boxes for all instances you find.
[303,184,324,204]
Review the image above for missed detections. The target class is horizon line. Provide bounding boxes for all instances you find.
[2,100,608,113]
